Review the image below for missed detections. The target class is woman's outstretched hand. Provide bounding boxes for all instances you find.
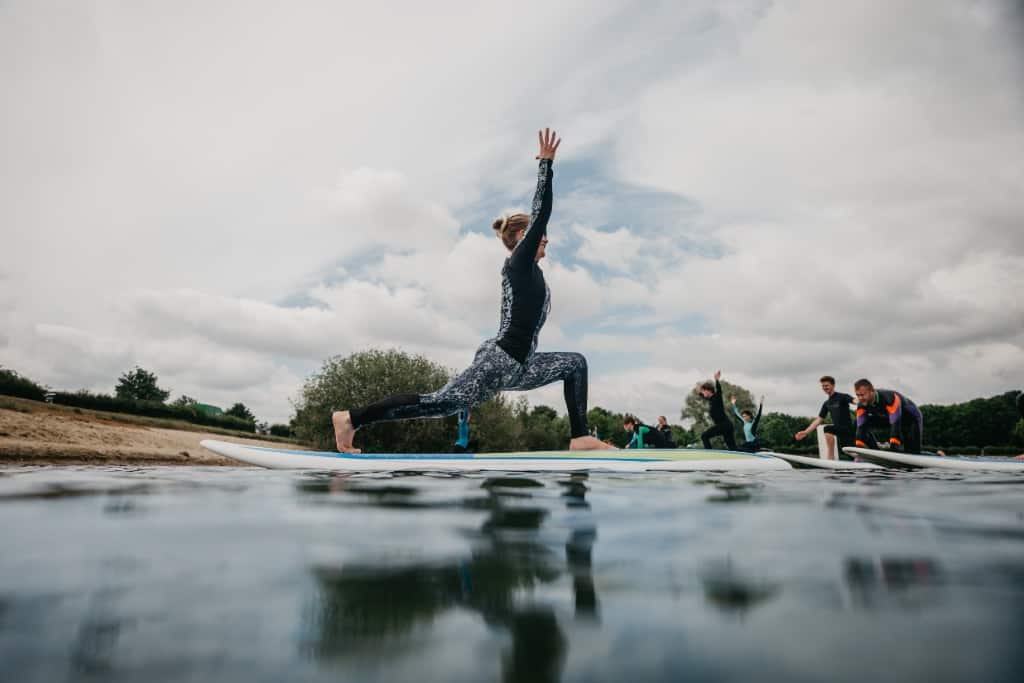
[536,128,561,160]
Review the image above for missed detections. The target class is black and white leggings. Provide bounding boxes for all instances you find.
[349,340,590,438]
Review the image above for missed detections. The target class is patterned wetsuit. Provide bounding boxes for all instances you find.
[855,389,923,454]
[349,159,591,439]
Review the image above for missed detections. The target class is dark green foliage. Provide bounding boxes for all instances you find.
[50,390,256,432]
[919,391,1020,447]
[585,407,631,447]
[756,413,808,452]
[170,395,197,408]
[115,367,170,403]
[269,423,293,437]
[225,402,256,422]
[0,367,46,401]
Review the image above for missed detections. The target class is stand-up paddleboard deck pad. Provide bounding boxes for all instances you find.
[845,447,1024,472]
[200,440,792,472]
[772,452,883,470]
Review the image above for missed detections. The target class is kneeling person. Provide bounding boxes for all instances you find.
[853,379,924,454]
[623,415,668,449]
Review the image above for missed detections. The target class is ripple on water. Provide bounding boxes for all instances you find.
[0,466,1022,682]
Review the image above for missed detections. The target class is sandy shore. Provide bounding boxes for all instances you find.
[0,400,305,466]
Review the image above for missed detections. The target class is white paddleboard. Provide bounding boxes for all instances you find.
[772,452,883,470]
[200,440,792,472]
[844,447,1024,472]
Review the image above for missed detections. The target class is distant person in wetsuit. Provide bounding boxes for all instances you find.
[330,129,611,453]
[623,414,667,449]
[656,416,677,448]
[853,379,924,454]
[730,394,764,452]
[695,371,737,451]
[453,410,472,453]
[795,376,857,460]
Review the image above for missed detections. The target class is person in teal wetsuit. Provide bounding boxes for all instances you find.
[730,395,765,452]
[623,414,667,449]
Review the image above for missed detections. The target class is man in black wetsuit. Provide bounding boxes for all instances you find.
[795,375,857,461]
[696,370,737,451]
[853,379,924,454]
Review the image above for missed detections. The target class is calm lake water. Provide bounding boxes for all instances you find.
[1,465,1023,683]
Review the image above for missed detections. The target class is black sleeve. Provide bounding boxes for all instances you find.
[712,380,725,413]
[508,159,553,271]
[752,401,763,432]
[818,400,829,419]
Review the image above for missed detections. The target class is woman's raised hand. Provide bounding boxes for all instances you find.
[536,128,561,160]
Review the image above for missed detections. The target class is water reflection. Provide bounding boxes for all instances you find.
[843,557,943,609]
[305,474,599,682]
[700,559,779,615]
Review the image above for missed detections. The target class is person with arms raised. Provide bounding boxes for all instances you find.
[331,129,611,453]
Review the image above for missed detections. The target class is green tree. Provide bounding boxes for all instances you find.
[114,367,170,402]
[0,366,47,401]
[269,423,294,438]
[226,402,256,422]
[680,376,755,441]
[757,412,809,452]
[920,391,1020,447]
[293,349,456,453]
[170,395,197,408]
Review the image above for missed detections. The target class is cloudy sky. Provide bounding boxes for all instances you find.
[3,0,1023,426]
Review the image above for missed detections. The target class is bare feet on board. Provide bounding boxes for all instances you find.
[570,435,617,451]
[331,411,360,453]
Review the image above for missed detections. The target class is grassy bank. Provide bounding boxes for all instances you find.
[0,395,301,446]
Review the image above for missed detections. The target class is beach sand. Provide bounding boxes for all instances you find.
[0,400,303,466]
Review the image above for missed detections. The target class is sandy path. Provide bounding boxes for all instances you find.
[0,406,305,466]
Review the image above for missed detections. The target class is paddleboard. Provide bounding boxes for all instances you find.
[200,440,792,472]
[844,447,1024,472]
[772,452,883,470]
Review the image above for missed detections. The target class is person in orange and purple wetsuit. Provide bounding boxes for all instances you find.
[853,379,924,454]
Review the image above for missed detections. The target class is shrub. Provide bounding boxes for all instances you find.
[0,367,47,401]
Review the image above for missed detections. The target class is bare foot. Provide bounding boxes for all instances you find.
[331,411,360,453]
[569,435,616,451]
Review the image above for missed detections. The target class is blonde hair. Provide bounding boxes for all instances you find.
[492,213,531,251]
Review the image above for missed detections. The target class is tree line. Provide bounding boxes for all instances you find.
[0,365,289,436]
[291,349,1024,454]
[5,354,1021,454]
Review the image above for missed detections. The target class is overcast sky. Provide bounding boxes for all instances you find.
[3,0,1023,426]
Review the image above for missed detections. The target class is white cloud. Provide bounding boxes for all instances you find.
[2,1,1022,432]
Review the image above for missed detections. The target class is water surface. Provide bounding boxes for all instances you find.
[1,465,1022,682]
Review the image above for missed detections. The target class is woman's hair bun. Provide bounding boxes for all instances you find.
[492,217,506,233]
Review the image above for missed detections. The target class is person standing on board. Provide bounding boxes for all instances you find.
[795,376,857,460]
[331,129,612,453]
[731,394,765,452]
[853,379,924,454]
[695,370,737,451]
